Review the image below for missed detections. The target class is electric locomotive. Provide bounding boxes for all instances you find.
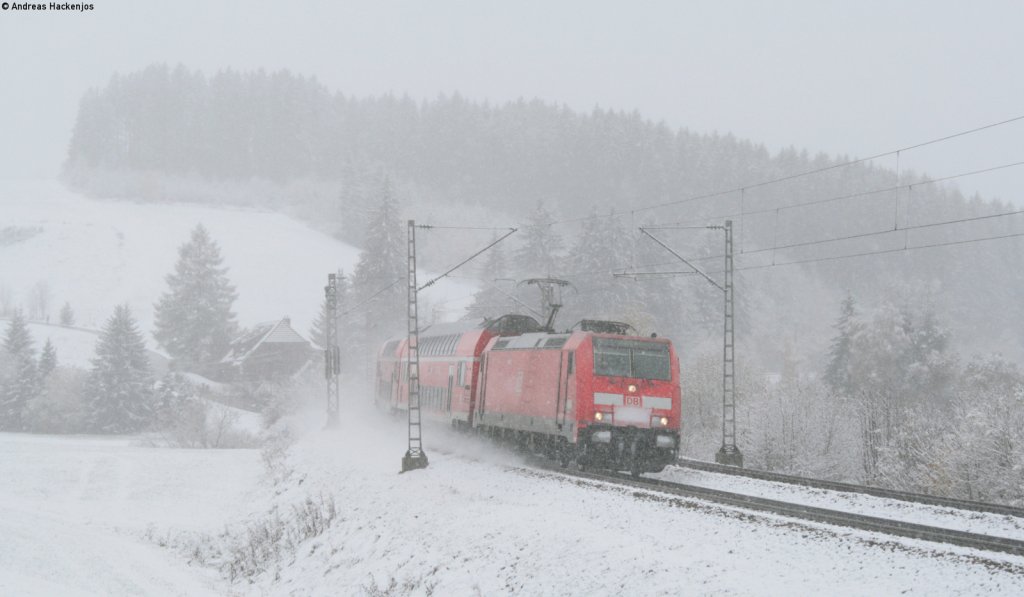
[375,314,681,476]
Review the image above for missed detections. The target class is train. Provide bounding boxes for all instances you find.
[375,313,681,476]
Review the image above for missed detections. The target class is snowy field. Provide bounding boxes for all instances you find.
[0,433,262,596]
[0,180,473,340]
[3,412,1024,596]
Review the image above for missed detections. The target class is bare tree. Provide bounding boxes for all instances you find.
[29,281,51,321]
[59,302,75,327]
[0,284,14,317]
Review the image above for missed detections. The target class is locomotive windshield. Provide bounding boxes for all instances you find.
[593,338,671,381]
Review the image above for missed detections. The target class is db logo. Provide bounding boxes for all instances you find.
[624,395,641,407]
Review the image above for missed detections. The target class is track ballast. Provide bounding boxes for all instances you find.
[677,458,1024,518]
[533,461,1024,558]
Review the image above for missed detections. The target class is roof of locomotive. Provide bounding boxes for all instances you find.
[487,329,673,352]
[418,320,485,337]
[382,313,545,346]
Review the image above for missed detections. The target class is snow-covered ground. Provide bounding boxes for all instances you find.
[1,320,171,374]
[221,409,1024,596]
[0,180,474,341]
[0,433,262,596]
[4,411,1024,596]
[654,465,1024,542]
[12,321,100,369]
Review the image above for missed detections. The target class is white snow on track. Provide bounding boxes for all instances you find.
[653,465,1024,542]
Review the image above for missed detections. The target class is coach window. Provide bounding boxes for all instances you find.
[567,352,575,374]
[457,361,466,386]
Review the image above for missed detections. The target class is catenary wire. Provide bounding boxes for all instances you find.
[542,114,1024,227]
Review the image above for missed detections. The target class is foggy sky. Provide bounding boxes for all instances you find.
[1,0,1021,203]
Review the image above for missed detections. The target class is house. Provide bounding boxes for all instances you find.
[215,317,315,382]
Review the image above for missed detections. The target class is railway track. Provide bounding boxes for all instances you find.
[676,458,1024,518]
[536,462,1024,558]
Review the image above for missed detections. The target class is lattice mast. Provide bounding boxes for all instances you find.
[634,220,743,467]
[402,219,428,472]
[714,220,742,466]
[324,273,341,428]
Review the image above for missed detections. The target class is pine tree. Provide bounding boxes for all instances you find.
[38,338,57,380]
[465,236,515,320]
[310,269,350,349]
[350,177,406,350]
[153,224,239,370]
[85,304,154,433]
[153,370,196,429]
[824,293,858,396]
[515,200,563,278]
[564,211,637,324]
[0,310,38,431]
[59,302,75,327]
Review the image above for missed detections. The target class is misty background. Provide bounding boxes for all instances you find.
[3,2,1024,593]
[2,0,1023,202]
[2,0,1024,506]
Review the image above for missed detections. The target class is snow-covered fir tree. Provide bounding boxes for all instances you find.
[514,200,563,278]
[85,304,154,433]
[824,293,858,396]
[0,310,38,431]
[152,370,196,429]
[563,211,639,325]
[465,236,515,321]
[38,338,57,380]
[153,224,239,370]
[59,302,75,327]
[350,177,406,352]
[309,269,350,349]
[310,269,362,373]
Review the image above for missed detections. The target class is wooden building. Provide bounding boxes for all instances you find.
[215,317,314,382]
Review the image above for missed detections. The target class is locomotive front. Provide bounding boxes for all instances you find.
[574,334,680,475]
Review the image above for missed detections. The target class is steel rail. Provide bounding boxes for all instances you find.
[676,458,1024,518]
[544,466,1024,558]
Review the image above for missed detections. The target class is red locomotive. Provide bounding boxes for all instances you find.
[375,313,681,475]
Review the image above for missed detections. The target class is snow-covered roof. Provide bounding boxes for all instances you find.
[220,318,310,365]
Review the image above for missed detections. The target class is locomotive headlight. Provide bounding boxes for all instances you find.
[660,416,669,426]
[628,384,637,393]
[595,411,605,422]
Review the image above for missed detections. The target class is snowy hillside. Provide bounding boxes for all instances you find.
[0,180,473,347]
[0,433,262,596]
